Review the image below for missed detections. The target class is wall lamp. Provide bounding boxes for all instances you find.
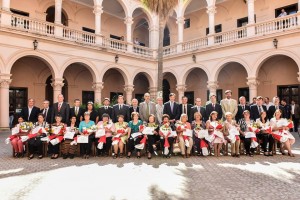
[192,54,196,63]
[273,38,278,49]
[115,55,119,63]
[33,39,38,50]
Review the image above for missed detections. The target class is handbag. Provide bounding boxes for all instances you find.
[173,140,181,153]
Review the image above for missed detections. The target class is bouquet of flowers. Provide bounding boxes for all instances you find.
[19,122,33,132]
[88,125,97,133]
[159,123,172,155]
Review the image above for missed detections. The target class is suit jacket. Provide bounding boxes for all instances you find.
[205,103,222,120]
[190,106,206,123]
[220,98,238,119]
[250,104,267,121]
[70,107,84,126]
[129,106,139,115]
[20,106,40,123]
[40,107,53,124]
[163,101,180,121]
[98,106,113,121]
[235,104,250,122]
[267,105,284,120]
[51,102,70,123]
[139,101,156,122]
[178,104,193,119]
[112,104,130,123]
[281,105,291,119]
[292,104,300,119]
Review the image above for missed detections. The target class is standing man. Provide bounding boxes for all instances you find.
[264,97,274,111]
[206,94,222,120]
[130,98,140,116]
[236,96,250,122]
[155,97,164,124]
[51,94,70,124]
[163,93,180,122]
[290,100,300,132]
[268,96,284,120]
[139,93,156,122]
[190,98,206,122]
[40,100,52,124]
[20,98,40,123]
[281,99,291,119]
[250,97,257,106]
[220,90,238,120]
[98,98,113,121]
[69,99,84,126]
[112,95,130,122]
[179,96,192,121]
[250,96,267,121]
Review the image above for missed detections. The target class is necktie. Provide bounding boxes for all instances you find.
[183,105,186,114]
[259,106,262,114]
[170,102,173,113]
[242,106,245,111]
[75,107,78,116]
[197,106,200,113]
[146,103,150,119]
[212,104,215,110]
[58,103,61,112]
[44,108,48,119]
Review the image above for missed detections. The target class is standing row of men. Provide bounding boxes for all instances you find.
[19,90,300,132]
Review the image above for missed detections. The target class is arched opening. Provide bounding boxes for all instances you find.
[46,6,68,26]
[133,18,149,47]
[62,63,95,105]
[184,68,208,104]
[133,73,150,103]
[45,76,68,105]
[9,56,54,115]
[163,72,178,102]
[163,26,170,47]
[102,69,126,104]
[257,55,300,104]
[217,62,248,102]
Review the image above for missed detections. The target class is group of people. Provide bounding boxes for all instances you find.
[8,90,298,160]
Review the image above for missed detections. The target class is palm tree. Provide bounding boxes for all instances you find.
[141,0,179,98]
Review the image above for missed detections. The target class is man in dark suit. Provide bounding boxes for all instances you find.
[205,94,222,120]
[130,98,139,116]
[281,99,291,119]
[235,96,250,122]
[51,94,70,124]
[20,98,40,123]
[250,96,267,121]
[267,96,284,120]
[291,100,300,132]
[163,93,180,122]
[98,98,113,121]
[40,100,52,124]
[189,98,206,122]
[69,99,84,126]
[179,96,193,121]
[112,95,130,122]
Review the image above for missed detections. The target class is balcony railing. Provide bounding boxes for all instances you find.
[214,26,247,44]
[255,14,298,35]
[182,37,208,51]
[63,27,95,44]
[133,44,153,57]
[102,37,128,51]
[163,44,177,56]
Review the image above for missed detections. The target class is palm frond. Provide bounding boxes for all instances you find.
[141,0,178,21]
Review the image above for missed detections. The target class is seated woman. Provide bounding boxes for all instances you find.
[28,114,49,160]
[256,111,274,156]
[49,115,65,159]
[223,112,240,157]
[159,114,175,158]
[113,115,128,158]
[191,112,207,156]
[145,114,159,159]
[61,116,78,159]
[96,113,115,157]
[176,114,193,158]
[11,116,25,158]
[79,112,95,159]
[127,112,143,158]
[270,109,295,157]
[238,110,255,157]
[206,111,224,157]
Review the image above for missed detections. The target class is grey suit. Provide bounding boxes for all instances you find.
[220,98,238,119]
[139,101,156,122]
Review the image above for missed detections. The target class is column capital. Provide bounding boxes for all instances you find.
[207,81,219,90]
[0,79,12,89]
[51,78,64,90]
[124,17,133,25]
[246,0,256,4]
[149,87,158,92]
[124,85,134,93]
[92,82,104,91]
[93,5,103,14]
[176,16,185,24]
[176,84,187,92]
[246,77,260,89]
[206,6,217,15]
[148,25,159,32]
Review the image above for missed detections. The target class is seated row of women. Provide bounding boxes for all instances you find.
[8,108,296,160]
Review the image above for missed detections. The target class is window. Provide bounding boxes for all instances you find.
[9,87,28,114]
[82,91,95,105]
[275,3,298,17]
[110,34,121,40]
[206,24,222,35]
[207,89,223,103]
[82,27,95,34]
[135,94,144,103]
[184,19,190,29]
[110,92,123,104]
[184,92,194,105]
[10,9,29,17]
[237,15,256,27]
[278,85,300,104]
[238,87,249,103]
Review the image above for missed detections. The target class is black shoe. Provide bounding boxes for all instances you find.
[28,154,34,160]
[63,154,68,159]
[69,154,74,159]
[113,154,117,159]
[38,155,43,159]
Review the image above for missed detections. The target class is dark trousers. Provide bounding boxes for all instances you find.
[95,137,112,155]
[194,137,208,154]
[80,135,94,155]
[292,115,299,132]
[128,136,143,153]
[147,135,155,154]
[49,142,59,154]
[240,136,252,154]
[28,137,43,155]
[160,137,174,155]
[262,134,274,152]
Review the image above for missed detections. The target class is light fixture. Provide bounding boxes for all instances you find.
[273,38,278,49]
[115,55,119,63]
[192,54,196,63]
[33,39,38,50]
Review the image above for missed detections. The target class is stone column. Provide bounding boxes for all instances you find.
[94,5,103,45]
[0,76,12,130]
[176,84,187,103]
[125,17,133,52]
[92,82,104,105]
[207,81,219,96]
[54,0,63,37]
[176,17,185,52]
[51,78,64,103]
[0,0,12,27]
[247,77,260,102]
[149,87,158,101]
[2,0,10,11]
[149,25,159,49]
[124,85,134,105]
[207,6,217,45]
[246,0,256,37]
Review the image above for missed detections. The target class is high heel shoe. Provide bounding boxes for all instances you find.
[28,154,34,160]
[288,152,295,157]
[126,153,131,159]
